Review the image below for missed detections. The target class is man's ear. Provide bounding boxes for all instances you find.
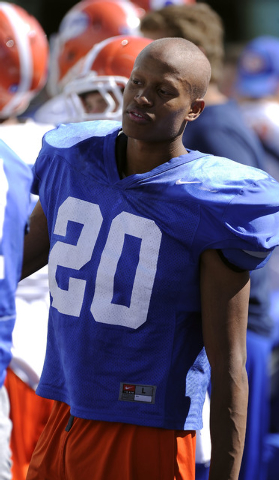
[186,99,205,122]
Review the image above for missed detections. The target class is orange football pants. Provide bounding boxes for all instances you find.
[26,400,196,480]
[4,368,54,480]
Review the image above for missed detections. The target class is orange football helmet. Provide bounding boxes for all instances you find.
[0,2,49,118]
[48,0,145,96]
[130,0,195,11]
[35,35,152,124]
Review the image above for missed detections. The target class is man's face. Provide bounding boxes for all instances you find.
[80,91,108,114]
[122,50,199,144]
[80,90,121,114]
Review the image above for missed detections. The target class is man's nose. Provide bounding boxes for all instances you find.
[134,89,153,106]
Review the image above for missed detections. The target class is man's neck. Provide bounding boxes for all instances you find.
[119,137,187,177]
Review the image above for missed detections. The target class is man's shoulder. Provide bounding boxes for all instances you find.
[187,153,267,185]
[43,120,122,150]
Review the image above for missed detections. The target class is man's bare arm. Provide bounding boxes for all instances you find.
[200,249,250,480]
[21,199,50,279]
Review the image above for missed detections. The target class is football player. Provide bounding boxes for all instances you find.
[47,0,145,97]
[0,3,54,479]
[23,37,279,480]
[0,138,32,480]
[34,35,153,125]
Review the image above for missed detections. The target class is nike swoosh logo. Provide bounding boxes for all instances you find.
[176,179,202,185]
[176,179,219,192]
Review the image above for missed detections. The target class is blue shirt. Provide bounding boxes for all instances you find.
[32,120,279,429]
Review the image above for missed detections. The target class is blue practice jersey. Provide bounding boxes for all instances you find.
[0,139,33,386]
[32,121,279,430]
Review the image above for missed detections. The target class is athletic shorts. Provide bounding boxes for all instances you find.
[4,367,53,480]
[26,400,196,480]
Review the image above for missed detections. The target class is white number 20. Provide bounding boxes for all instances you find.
[48,196,162,329]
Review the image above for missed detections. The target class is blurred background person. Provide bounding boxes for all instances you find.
[0,3,54,480]
[0,1,53,163]
[34,34,154,126]
[45,0,144,98]
[233,35,279,305]
[234,34,279,478]
[32,0,146,125]
[0,136,32,480]
[234,35,279,182]
[140,3,276,480]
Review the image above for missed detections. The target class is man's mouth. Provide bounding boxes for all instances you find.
[127,108,151,123]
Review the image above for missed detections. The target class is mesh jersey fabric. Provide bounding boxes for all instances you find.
[31,120,279,430]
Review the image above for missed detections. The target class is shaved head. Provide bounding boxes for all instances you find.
[123,36,210,150]
[134,37,211,100]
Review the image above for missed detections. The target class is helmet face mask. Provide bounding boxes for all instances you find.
[0,2,48,118]
[64,75,127,121]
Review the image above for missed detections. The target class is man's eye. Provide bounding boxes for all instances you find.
[159,89,170,95]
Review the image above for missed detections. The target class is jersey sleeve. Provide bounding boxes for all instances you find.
[216,174,279,270]
[31,153,52,217]
[31,120,121,198]
[183,155,279,271]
